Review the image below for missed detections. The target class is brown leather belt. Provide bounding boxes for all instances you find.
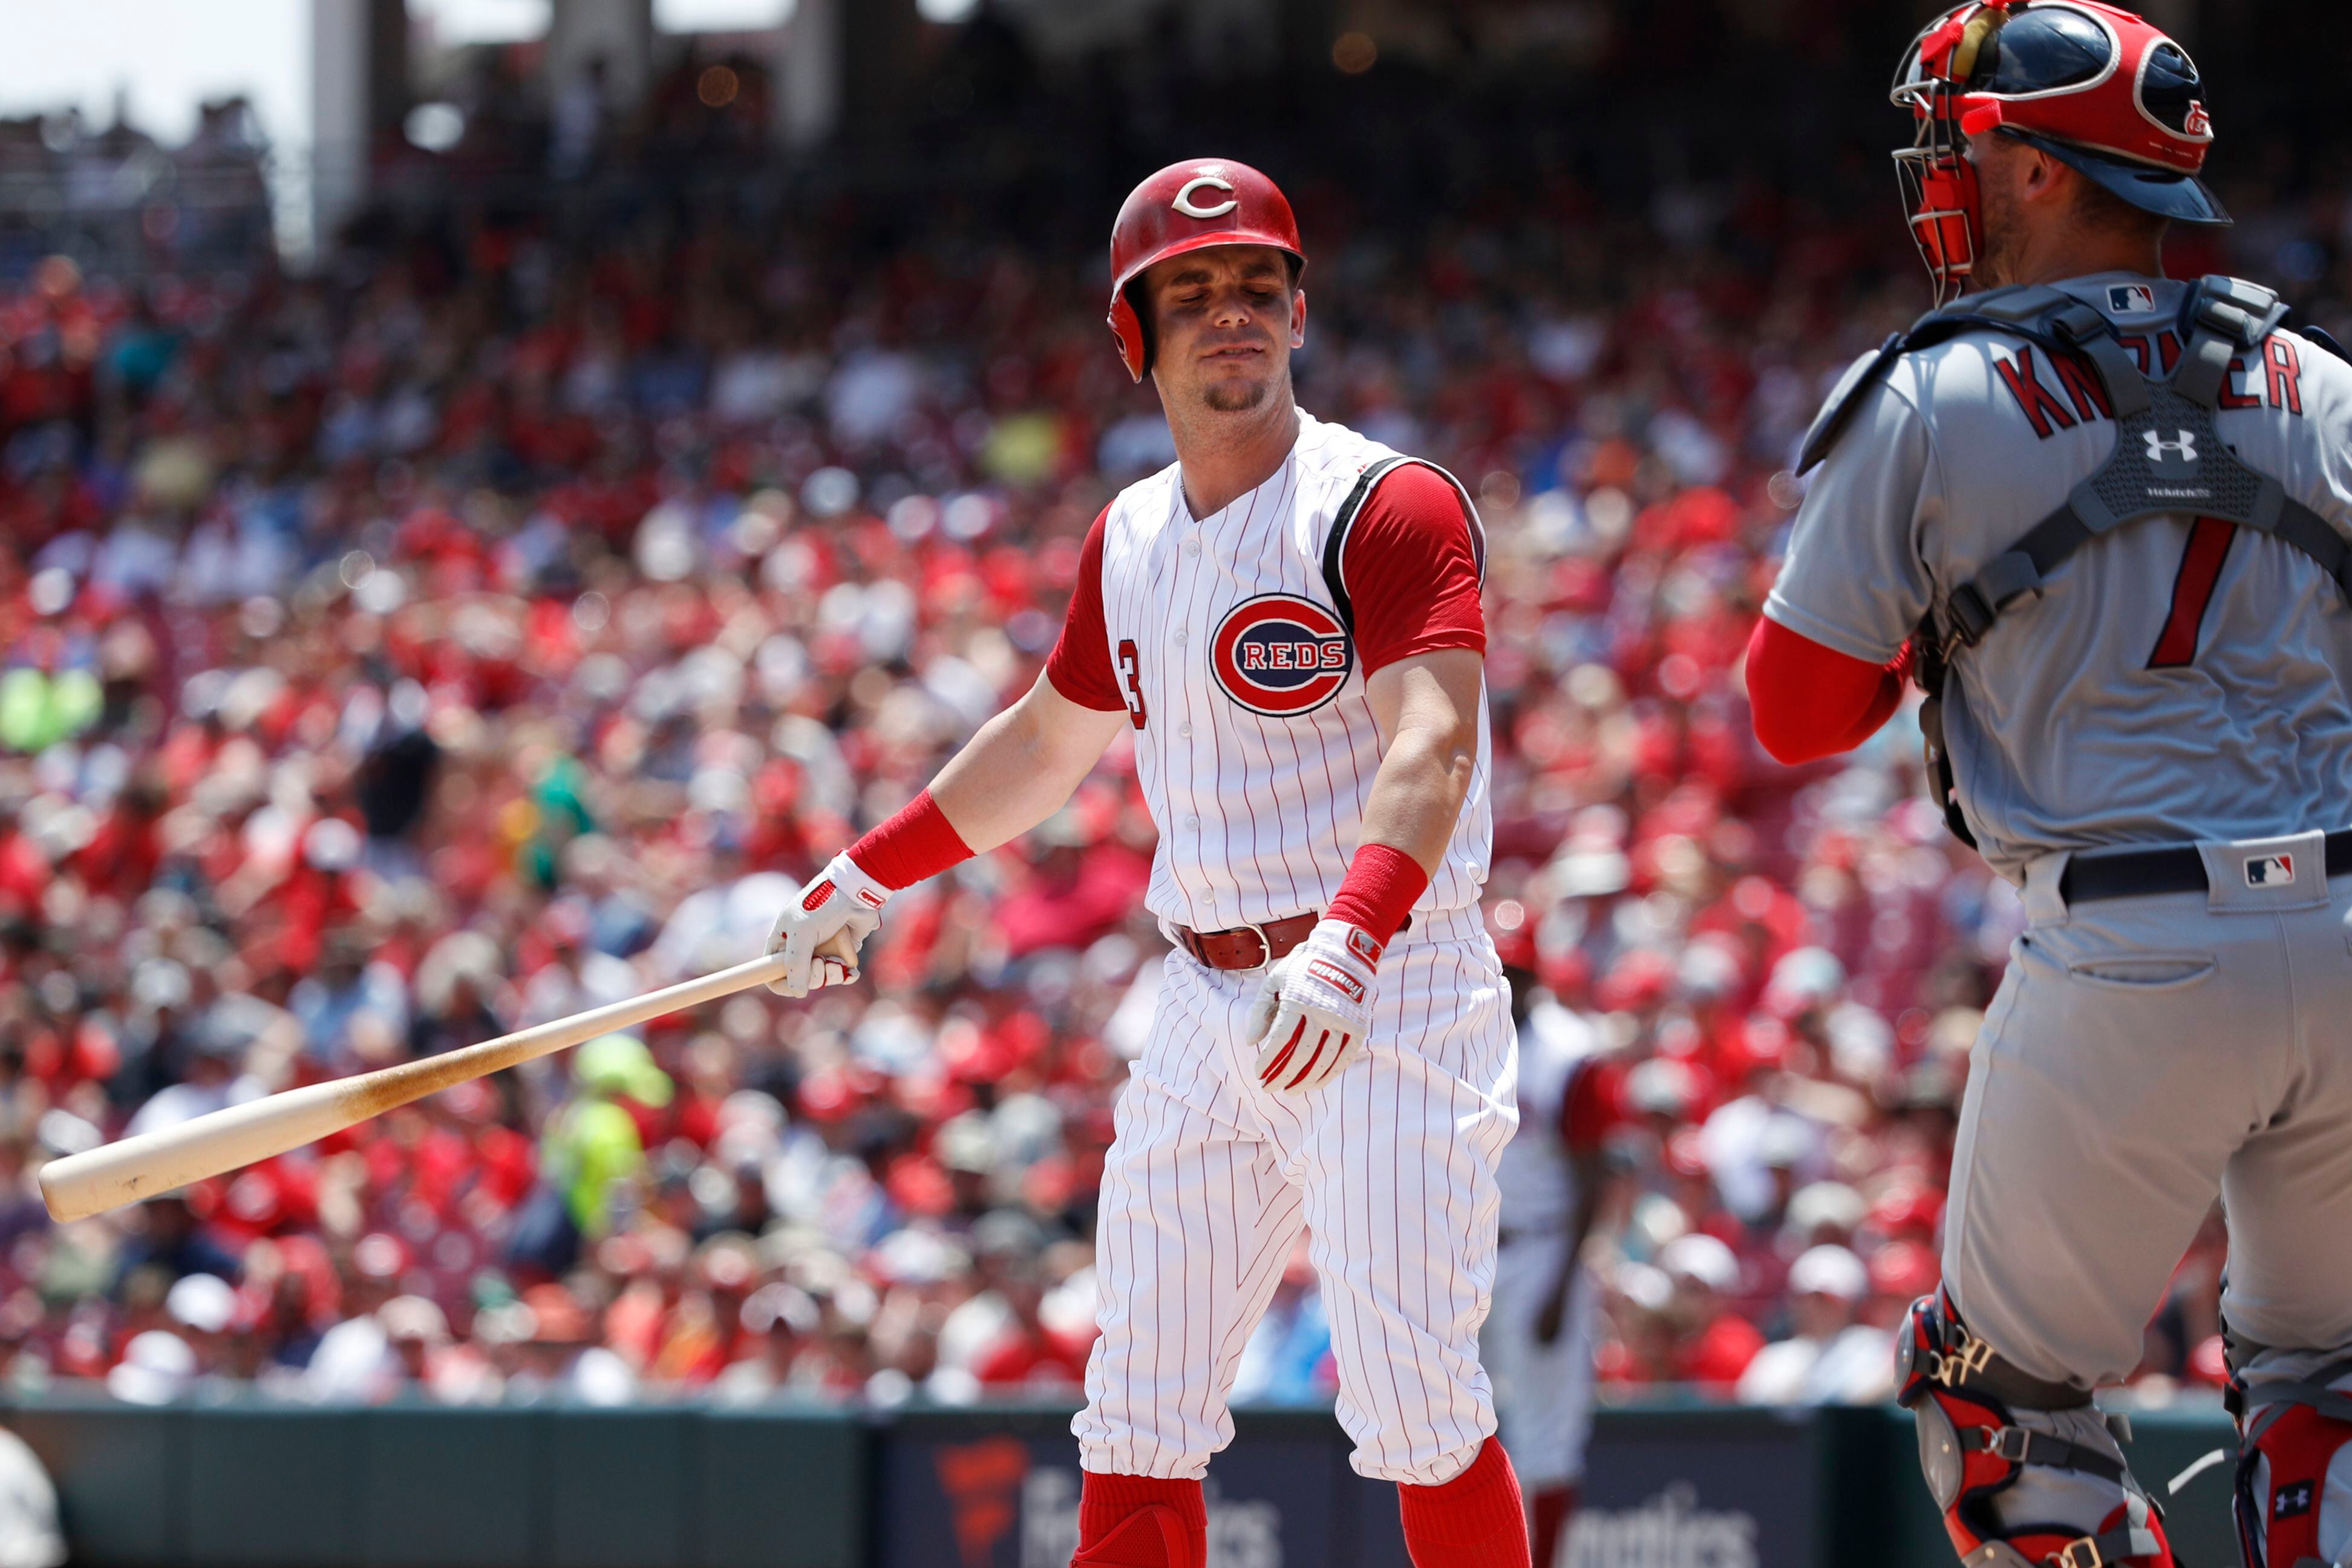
[1172,913,1321,972]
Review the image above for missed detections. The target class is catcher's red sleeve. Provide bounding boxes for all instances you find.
[1746,616,1910,764]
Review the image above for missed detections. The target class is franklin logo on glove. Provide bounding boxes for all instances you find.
[1247,915,1381,1093]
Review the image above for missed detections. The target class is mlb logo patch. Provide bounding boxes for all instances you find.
[2274,1480,2314,1520]
[2108,284,2157,314]
[2246,854,2296,888]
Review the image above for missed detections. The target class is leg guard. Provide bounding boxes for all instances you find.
[1897,1291,2176,1567]
[1071,1473,1206,1568]
[1396,1438,1532,1568]
[2227,1345,2352,1568]
[1071,1508,1195,1568]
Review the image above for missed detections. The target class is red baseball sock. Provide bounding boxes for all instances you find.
[1071,1472,1206,1568]
[1529,1482,1578,1568]
[1397,1439,1532,1568]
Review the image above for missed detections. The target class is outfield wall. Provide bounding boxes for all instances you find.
[0,1392,2239,1567]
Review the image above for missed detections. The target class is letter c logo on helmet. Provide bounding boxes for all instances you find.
[1172,175,1238,220]
[1104,158,1308,382]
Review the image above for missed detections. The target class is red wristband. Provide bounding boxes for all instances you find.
[1325,841,1429,951]
[846,789,975,892]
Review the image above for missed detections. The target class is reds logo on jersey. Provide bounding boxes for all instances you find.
[1210,593,1353,715]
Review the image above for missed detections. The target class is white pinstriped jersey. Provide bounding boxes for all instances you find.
[1089,410,1492,933]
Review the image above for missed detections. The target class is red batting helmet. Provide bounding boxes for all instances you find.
[1892,1,2226,304]
[1106,158,1306,382]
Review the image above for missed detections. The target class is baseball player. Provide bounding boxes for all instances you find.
[766,158,1530,1568]
[1483,929,1616,1567]
[1751,5,2352,1566]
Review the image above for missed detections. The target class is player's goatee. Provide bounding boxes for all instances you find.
[1203,381,1270,413]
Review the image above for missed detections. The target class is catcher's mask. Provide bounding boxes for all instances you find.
[1892,1,2229,305]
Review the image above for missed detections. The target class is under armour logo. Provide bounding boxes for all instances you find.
[1172,174,1238,220]
[2275,1480,2314,1519]
[2145,429,2200,466]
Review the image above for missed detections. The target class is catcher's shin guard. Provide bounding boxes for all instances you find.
[1897,1290,2176,1567]
[2229,1353,2352,1568]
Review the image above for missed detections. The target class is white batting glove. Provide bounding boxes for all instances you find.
[765,852,889,998]
[1246,917,1382,1094]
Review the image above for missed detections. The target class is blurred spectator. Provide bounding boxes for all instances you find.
[303,1234,415,1399]
[503,1283,635,1405]
[161,1272,236,1376]
[969,1246,1088,1396]
[510,1034,671,1280]
[1657,1235,1764,1394]
[1230,1240,1336,1405]
[1734,1245,1890,1405]
[109,1197,242,1290]
[105,1330,195,1405]
[712,1281,819,1403]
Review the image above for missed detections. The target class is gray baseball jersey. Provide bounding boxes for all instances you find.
[1766,270,2352,881]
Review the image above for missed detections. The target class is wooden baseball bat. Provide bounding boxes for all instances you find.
[39,942,838,1224]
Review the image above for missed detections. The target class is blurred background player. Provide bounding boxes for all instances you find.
[1482,906,1620,1568]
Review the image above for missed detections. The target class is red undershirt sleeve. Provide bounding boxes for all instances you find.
[1560,1058,1625,1152]
[1043,508,1126,713]
[1336,463,1487,675]
[1745,615,1912,765]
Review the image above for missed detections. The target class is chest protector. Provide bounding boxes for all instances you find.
[1798,275,2352,847]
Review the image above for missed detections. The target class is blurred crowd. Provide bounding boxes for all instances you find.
[0,47,2336,1411]
[0,96,273,284]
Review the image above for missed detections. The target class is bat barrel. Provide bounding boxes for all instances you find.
[38,1081,358,1224]
[36,950,797,1224]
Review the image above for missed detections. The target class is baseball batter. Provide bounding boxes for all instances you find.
[1751,5,2352,1566]
[765,159,1530,1568]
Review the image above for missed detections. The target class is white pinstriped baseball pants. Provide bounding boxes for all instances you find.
[1073,908,1520,1486]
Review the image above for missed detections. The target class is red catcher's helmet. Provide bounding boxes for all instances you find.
[1105,158,1306,382]
[1892,1,2227,304]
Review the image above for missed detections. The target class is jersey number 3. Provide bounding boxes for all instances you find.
[2148,518,2238,669]
[1117,639,1148,730]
